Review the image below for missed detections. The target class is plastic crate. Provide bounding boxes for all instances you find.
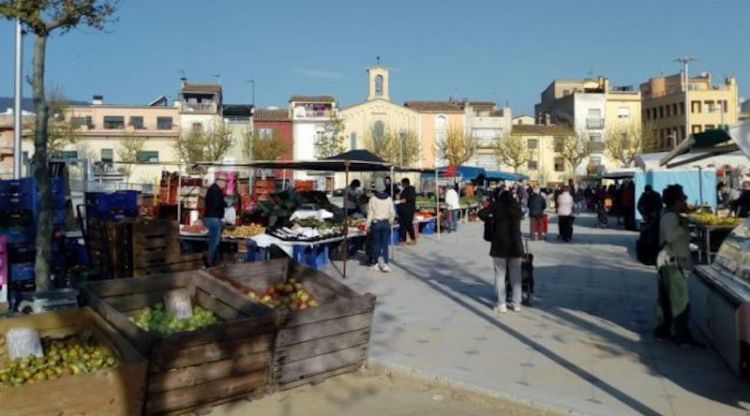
[0,227,35,245]
[0,192,37,211]
[0,178,35,195]
[8,244,36,263]
[85,191,138,220]
[0,209,34,228]
[292,245,329,269]
[420,219,436,235]
[10,262,35,282]
[52,208,67,226]
[244,240,268,263]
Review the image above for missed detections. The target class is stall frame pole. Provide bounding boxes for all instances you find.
[342,162,350,278]
[436,168,440,241]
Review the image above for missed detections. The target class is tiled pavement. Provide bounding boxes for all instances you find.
[320,213,750,416]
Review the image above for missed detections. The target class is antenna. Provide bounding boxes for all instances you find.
[376,56,381,65]
[212,73,222,85]
[177,69,186,78]
[587,66,594,78]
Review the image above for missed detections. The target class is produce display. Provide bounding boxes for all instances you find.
[246,278,319,311]
[223,223,266,238]
[130,303,219,336]
[269,220,344,241]
[0,333,120,387]
[689,212,744,227]
[180,224,208,234]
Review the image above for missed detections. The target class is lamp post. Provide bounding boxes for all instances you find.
[248,80,255,107]
[674,56,697,144]
[13,18,23,179]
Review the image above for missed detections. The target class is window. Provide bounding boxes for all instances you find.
[58,150,78,159]
[679,102,685,115]
[349,132,357,150]
[435,115,447,130]
[375,75,384,96]
[659,106,664,118]
[589,155,603,166]
[589,133,602,142]
[100,148,113,163]
[691,101,702,113]
[617,107,630,119]
[191,122,203,133]
[136,150,159,163]
[554,157,565,172]
[373,120,385,140]
[103,116,125,129]
[665,105,671,117]
[71,116,93,129]
[527,160,538,170]
[692,125,702,134]
[157,117,173,130]
[643,109,649,121]
[527,138,538,149]
[705,124,715,130]
[672,103,678,116]
[554,136,565,153]
[128,116,144,129]
[258,128,273,139]
[705,101,716,113]
[563,89,571,96]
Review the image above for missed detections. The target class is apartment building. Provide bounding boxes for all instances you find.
[510,123,576,186]
[290,95,336,181]
[403,101,464,168]
[254,107,293,179]
[459,100,512,170]
[640,72,738,152]
[0,109,34,179]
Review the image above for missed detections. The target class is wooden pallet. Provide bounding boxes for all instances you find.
[206,260,376,391]
[80,271,280,415]
[0,307,148,416]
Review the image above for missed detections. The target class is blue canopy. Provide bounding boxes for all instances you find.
[420,165,486,181]
[485,171,527,181]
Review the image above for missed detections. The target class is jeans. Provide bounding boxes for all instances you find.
[450,209,460,231]
[493,257,522,307]
[370,220,390,266]
[204,217,222,266]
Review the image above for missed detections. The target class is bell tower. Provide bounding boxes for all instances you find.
[367,56,390,101]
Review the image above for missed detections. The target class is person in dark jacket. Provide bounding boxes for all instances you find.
[731,182,750,218]
[637,185,662,225]
[397,178,417,245]
[527,187,547,240]
[203,172,228,266]
[479,190,524,314]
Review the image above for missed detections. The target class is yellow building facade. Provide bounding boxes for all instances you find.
[510,124,576,186]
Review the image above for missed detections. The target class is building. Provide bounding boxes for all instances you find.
[510,123,576,186]
[253,107,293,179]
[403,101,463,168]
[222,104,254,164]
[0,108,34,179]
[459,100,512,170]
[339,65,420,167]
[289,95,336,182]
[513,114,535,125]
[534,76,642,172]
[640,72,739,152]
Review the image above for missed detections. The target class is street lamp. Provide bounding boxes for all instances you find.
[674,56,697,143]
[248,80,255,107]
[13,18,23,179]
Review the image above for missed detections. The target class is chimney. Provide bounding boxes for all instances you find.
[92,95,103,105]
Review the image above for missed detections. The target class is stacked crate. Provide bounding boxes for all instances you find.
[84,191,139,277]
[0,177,67,292]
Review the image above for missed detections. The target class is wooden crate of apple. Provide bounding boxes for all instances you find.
[206,260,376,391]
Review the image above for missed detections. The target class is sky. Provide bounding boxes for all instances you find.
[0,0,748,115]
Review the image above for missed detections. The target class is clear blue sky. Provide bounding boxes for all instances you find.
[0,0,748,114]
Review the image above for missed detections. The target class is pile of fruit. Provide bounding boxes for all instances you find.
[180,224,207,234]
[247,278,319,311]
[688,212,744,227]
[0,333,120,388]
[223,223,266,238]
[130,303,219,336]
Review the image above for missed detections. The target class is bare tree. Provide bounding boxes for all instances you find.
[116,133,145,180]
[174,123,233,165]
[438,128,478,166]
[559,130,592,176]
[493,133,531,172]
[0,0,118,290]
[605,120,656,167]
[366,128,420,166]
[252,130,288,161]
[45,86,80,155]
[315,112,346,159]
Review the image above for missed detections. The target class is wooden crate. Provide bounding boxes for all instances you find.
[132,253,205,278]
[207,260,376,391]
[80,271,280,415]
[0,307,148,416]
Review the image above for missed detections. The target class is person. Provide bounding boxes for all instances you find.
[556,186,574,242]
[654,184,703,347]
[367,177,395,272]
[731,181,750,217]
[384,176,400,197]
[479,190,524,314]
[637,185,663,226]
[622,181,636,231]
[527,187,547,240]
[344,180,362,216]
[203,172,228,267]
[397,178,417,245]
[445,183,461,232]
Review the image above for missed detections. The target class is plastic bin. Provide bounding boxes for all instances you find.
[292,245,329,269]
[420,219,436,234]
[10,262,35,282]
[0,178,35,195]
[244,240,268,262]
[0,227,35,245]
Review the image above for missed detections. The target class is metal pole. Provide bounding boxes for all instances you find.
[435,167,440,241]
[250,80,255,107]
[13,18,23,179]
[390,166,395,260]
[343,162,350,278]
[674,56,697,144]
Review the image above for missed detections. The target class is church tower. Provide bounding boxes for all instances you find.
[367,60,390,101]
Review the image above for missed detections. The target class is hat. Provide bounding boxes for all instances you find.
[374,177,386,193]
[215,171,228,181]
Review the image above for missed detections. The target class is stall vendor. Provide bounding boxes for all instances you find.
[203,172,228,267]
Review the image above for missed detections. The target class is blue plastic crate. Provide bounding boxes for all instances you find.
[85,191,138,220]
[292,245,329,269]
[0,192,37,211]
[1,228,35,245]
[244,240,268,262]
[10,262,35,282]
[0,209,34,228]
[420,219,436,235]
[52,208,67,226]
[0,178,35,195]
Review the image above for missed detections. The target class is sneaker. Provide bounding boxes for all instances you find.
[369,264,380,271]
[509,304,522,312]
[493,304,508,314]
[379,264,392,273]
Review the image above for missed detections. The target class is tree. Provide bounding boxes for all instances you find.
[605,120,656,167]
[174,123,233,165]
[252,130,288,161]
[493,133,531,172]
[116,134,145,180]
[0,0,118,291]
[45,86,79,155]
[438,128,478,166]
[559,130,592,176]
[315,112,346,159]
[366,128,420,166]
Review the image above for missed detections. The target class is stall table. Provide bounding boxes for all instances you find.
[688,219,738,264]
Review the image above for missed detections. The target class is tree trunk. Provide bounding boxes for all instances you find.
[32,34,52,292]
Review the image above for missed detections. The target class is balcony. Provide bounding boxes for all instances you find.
[181,103,218,113]
[586,118,604,129]
[297,110,332,119]
[590,141,605,153]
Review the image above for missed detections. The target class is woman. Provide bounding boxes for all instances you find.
[344,180,362,216]
[367,178,395,273]
[479,190,524,313]
[556,186,574,242]
[654,184,703,347]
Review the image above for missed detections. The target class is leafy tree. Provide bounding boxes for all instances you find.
[366,128,420,166]
[116,133,145,180]
[174,123,233,164]
[559,129,592,176]
[605,120,656,167]
[438,128,478,166]
[493,133,531,172]
[0,0,118,291]
[315,112,346,159]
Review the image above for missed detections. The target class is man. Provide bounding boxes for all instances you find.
[527,187,547,240]
[731,181,750,217]
[397,178,417,245]
[622,181,636,231]
[445,183,461,232]
[344,179,361,216]
[557,186,575,242]
[203,172,228,267]
[637,185,663,225]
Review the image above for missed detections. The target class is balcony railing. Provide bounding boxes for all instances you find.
[295,110,332,119]
[590,141,605,153]
[586,118,604,129]
[181,103,217,113]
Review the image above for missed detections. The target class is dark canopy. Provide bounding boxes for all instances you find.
[324,149,386,163]
[195,149,394,172]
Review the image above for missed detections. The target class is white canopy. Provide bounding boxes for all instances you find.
[636,151,749,171]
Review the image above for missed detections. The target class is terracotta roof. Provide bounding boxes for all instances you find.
[181,83,222,94]
[289,95,335,103]
[254,108,289,121]
[511,124,573,136]
[467,101,496,107]
[403,101,463,113]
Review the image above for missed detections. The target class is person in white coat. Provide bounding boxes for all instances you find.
[556,186,575,242]
[444,184,461,232]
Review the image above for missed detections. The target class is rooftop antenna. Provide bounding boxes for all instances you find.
[376,56,381,65]
[212,73,222,85]
[587,66,594,78]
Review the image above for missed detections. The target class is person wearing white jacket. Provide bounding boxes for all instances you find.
[556,187,575,242]
[444,185,461,232]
